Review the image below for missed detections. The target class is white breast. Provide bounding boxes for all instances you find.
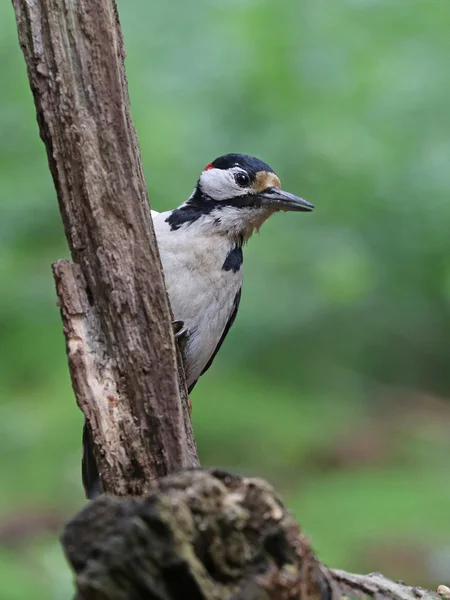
[152,211,242,388]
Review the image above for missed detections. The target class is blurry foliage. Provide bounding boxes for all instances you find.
[1,0,450,597]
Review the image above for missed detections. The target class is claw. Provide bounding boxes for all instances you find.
[172,319,190,375]
[175,327,189,340]
[172,320,185,336]
[172,319,189,342]
[172,321,189,343]
[172,322,192,412]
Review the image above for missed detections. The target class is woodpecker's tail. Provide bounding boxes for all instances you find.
[82,421,102,499]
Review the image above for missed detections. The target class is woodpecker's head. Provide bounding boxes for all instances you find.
[167,153,314,240]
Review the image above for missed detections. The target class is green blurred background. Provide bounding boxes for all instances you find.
[2,0,450,597]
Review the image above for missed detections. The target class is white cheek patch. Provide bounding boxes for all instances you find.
[200,167,249,201]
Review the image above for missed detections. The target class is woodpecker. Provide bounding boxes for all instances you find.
[82,153,314,498]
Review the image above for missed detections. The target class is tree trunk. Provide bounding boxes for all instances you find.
[10,0,445,599]
[11,0,199,496]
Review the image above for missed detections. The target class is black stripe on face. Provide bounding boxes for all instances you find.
[166,204,215,230]
[166,189,265,231]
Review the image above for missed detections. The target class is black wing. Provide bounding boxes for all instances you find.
[196,287,242,385]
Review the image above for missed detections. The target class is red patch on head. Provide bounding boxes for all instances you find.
[204,163,214,171]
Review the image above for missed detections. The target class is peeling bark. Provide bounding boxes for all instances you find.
[12,0,199,496]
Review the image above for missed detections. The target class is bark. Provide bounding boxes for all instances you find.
[11,0,199,496]
[62,469,440,600]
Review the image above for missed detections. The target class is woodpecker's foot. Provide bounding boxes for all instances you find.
[172,319,188,340]
[172,325,192,412]
[172,319,191,385]
[172,319,190,353]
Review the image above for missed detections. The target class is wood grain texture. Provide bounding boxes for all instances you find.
[62,469,440,600]
[12,0,199,495]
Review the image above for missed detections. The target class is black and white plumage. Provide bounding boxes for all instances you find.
[152,153,313,391]
[82,153,314,498]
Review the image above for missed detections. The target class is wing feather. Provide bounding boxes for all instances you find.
[187,287,242,394]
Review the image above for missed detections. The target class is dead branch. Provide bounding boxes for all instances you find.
[62,469,440,600]
[11,0,199,496]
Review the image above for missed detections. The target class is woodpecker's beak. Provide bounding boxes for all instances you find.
[258,187,314,212]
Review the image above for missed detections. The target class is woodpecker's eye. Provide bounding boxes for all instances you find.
[234,172,250,187]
